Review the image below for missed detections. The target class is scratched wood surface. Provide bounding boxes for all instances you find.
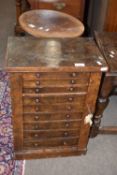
[6,37,107,72]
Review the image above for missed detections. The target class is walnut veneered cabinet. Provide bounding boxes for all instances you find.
[6,37,108,160]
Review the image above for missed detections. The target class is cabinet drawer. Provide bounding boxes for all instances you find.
[23,120,81,130]
[23,78,89,87]
[22,72,89,80]
[24,129,80,139]
[23,112,83,122]
[23,94,86,105]
[23,85,88,94]
[23,136,79,148]
[23,103,84,113]
[28,0,85,19]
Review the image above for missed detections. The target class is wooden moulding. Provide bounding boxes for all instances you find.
[14,147,87,160]
[99,127,117,135]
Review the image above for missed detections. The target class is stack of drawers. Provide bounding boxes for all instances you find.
[6,37,108,159]
[22,72,89,149]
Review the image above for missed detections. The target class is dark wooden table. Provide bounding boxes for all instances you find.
[91,32,117,137]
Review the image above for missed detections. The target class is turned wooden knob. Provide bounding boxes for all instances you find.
[19,9,84,38]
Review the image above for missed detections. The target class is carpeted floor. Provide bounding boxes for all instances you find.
[25,135,117,175]
[0,0,117,175]
[0,72,24,175]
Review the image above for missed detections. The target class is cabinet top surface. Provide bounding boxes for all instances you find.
[95,32,117,73]
[6,37,108,72]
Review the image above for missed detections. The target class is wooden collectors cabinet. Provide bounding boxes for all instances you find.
[6,37,107,160]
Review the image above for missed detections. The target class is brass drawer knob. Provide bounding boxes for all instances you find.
[54,2,66,10]
[36,73,40,78]
[71,80,76,84]
[34,124,39,129]
[69,87,74,92]
[67,106,72,110]
[36,81,40,86]
[34,143,39,147]
[72,72,76,77]
[63,141,67,146]
[65,123,70,127]
[35,98,40,103]
[68,97,73,102]
[34,116,39,120]
[35,88,40,93]
[66,114,70,118]
[34,134,39,138]
[64,132,68,136]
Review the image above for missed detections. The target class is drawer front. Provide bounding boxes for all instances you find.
[23,94,86,105]
[23,112,83,122]
[22,72,89,81]
[23,85,88,94]
[23,136,79,148]
[23,103,84,113]
[23,78,89,87]
[28,0,85,19]
[23,120,81,130]
[24,129,80,139]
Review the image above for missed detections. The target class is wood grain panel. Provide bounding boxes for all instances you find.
[23,120,81,130]
[23,94,86,105]
[24,129,80,139]
[23,136,79,148]
[9,73,24,151]
[23,112,83,122]
[104,0,117,31]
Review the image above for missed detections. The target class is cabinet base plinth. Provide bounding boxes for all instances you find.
[14,147,87,160]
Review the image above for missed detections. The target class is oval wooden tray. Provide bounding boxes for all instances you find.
[19,10,84,38]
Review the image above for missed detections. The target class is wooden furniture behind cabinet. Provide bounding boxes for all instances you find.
[104,0,117,32]
[87,0,117,34]
[15,0,86,35]
[6,37,107,160]
[27,0,85,20]
[91,32,117,136]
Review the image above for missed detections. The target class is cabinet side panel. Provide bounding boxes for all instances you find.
[78,73,102,150]
[9,73,23,151]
